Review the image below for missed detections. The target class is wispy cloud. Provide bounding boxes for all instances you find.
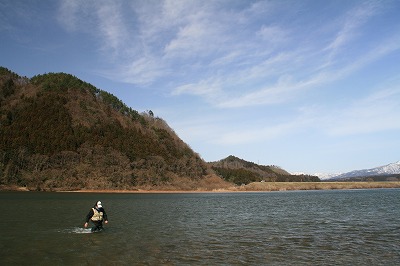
[214,119,306,146]
[57,0,399,111]
[58,0,128,55]
[203,3,397,109]
[205,81,400,146]
[95,2,128,54]
[324,84,400,136]
[116,56,167,85]
[58,0,82,32]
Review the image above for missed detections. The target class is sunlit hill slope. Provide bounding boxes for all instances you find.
[0,67,229,191]
[209,155,320,185]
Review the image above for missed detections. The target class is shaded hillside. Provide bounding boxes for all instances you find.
[0,67,228,191]
[209,155,320,185]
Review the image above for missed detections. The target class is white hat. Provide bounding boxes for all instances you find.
[97,201,102,208]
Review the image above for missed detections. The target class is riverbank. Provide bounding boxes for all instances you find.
[234,181,400,191]
[2,182,400,193]
[50,181,400,193]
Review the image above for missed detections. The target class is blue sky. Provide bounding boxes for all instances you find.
[1,0,400,175]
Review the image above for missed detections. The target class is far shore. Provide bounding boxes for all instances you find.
[67,181,400,193]
[1,181,400,193]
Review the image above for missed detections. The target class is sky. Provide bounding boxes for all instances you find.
[1,0,400,175]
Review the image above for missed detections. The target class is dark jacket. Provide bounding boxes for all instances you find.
[85,206,108,223]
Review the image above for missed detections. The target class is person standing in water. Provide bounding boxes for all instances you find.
[84,201,108,232]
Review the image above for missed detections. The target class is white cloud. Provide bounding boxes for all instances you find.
[56,0,399,103]
[214,121,300,146]
[164,19,224,58]
[191,80,400,147]
[95,2,128,53]
[58,0,128,54]
[256,25,288,44]
[325,86,400,136]
[326,2,380,51]
[118,57,168,85]
[216,75,295,108]
[58,0,82,32]
[211,28,400,109]
[172,79,222,97]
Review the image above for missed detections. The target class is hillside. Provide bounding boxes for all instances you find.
[0,67,228,191]
[209,155,320,185]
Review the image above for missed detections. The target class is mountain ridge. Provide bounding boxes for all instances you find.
[329,161,400,181]
[0,67,231,191]
[209,155,320,185]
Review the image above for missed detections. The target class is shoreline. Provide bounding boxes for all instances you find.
[41,181,400,193]
[2,181,400,193]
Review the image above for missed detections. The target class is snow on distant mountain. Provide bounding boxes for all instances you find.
[329,161,400,180]
[291,172,340,180]
[314,173,342,180]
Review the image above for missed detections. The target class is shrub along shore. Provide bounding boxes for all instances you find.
[234,181,400,192]
[1,181,400,193]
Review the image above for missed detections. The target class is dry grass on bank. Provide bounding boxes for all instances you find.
[60,181,400,193]
[2,181,400,193]
[233,181,400,192]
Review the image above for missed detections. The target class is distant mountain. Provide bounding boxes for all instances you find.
[292,172,340,180]
[0,67,228,191]
[208,155,320,185]
[329,161,400,181]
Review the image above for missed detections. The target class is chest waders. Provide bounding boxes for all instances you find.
[91,208,104,232]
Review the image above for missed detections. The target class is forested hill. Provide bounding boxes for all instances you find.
[0,67,227,191]
[209,155,320,185]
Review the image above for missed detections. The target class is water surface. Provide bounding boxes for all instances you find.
[0,189,399,265]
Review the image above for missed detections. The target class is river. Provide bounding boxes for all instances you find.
[0,189,399,265]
